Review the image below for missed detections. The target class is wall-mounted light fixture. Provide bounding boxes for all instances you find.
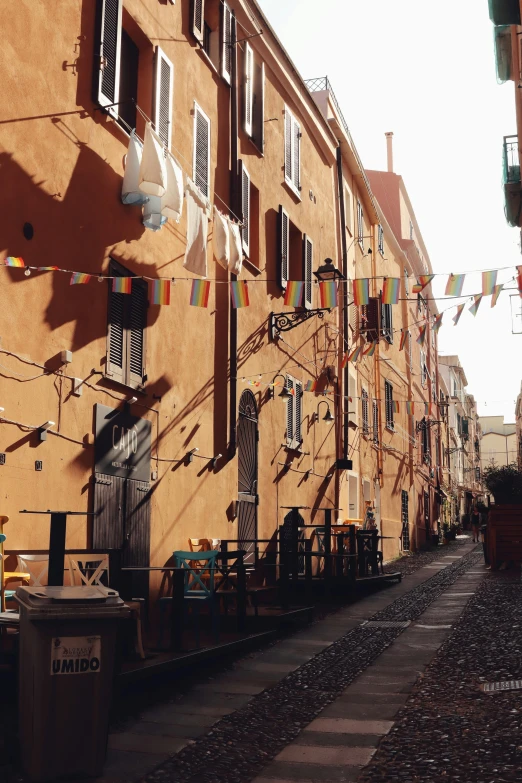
[313,258,346,283]
[269,374,292,400]
[211,454,222,469]
[38,421,55,442]
[314,400,334,423]
[186,448,199,463]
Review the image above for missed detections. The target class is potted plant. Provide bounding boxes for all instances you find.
[482,463,522,569]
[483,463,522,504]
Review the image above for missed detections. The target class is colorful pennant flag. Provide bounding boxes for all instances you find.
[412,275,434,294]
[433,314,443,333]
[305,380,317,392]
[482,270,497,296]
[468,294,482,317]
[112,277,132,294]
[382,278,400,305]
[190,279,211,307]
[4,256,25,268]
[392,401,400,414]
[491,283,503,307]
[353,278,370,306]
[416,325,427,346]
[363,341,377,357]
[405,401,414,415]
[284,280,304,308]
[70,273,91,285]
[452,303,465,325]
[38,266,59,271]
[399,330,407,351]
[230,280,250,308]
[341,352,349,369]
[319,281,338,309]
[348,345,363,363]
[445,274,465,297]
[518,266,522,298]
[151,279,171,306]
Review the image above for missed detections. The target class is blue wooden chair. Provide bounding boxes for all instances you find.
[158,550,220,649]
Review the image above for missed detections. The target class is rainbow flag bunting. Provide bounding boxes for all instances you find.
[412,275,434,294]
[433,314,443,333]
[341,352,349,369]
[4,256,25,268]
[405,401,414,415]
[452,303,465,325]
[382,277,400,305]
[319,281,338,309]
[399,330,407,351]
[112,277,133,294]
[468,294,482,317]
[392,401,400,414]
[491,283,503,307]
[348,345,363,363]
[38,266,59,271]
[284,280,304,308]
[445,273,465,297]
[70,273,91,285]
[152,279,171,306]
[363,341,377,357]
[353,278,370,306]
[518,266,522,298]
[416,325,427,346]
[482,270,497,296]
[230,280,250,308]
[305,380,317,392]
[190,279,210,307]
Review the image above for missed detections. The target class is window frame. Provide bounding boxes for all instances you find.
[193,101,211,200]
[239,160,251,257]
[244,42,254,137]
[284,105,301,198]
[378,224,384,256]
[381,301,393,344]
[361,388,369,436]
[153,46,174,150]
[372,400,379,444]
[357,200,364,248]
[385,380,394,431]
[285,374,303,450]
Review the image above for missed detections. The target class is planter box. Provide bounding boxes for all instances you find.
[487,504,522,569]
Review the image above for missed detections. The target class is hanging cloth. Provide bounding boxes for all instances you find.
[228,219,243,276]
[161,153,184,222]
[184,179,209,278]
[213,207,230,270]
[139,122,167,198]
[122,130,148,205]
[143,196,168,232]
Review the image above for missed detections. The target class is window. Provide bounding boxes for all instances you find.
[409,220,414,240]
[242,46,265,152]
[192,0,231,78]
[285,375,303,450]
[401,490,410,551]
[362,389,369,436]
[277,207,312,303]
[284,106,301,196]
[420,349,427,388]
[357,200,364,247]
[378,224,384,255]
[303,235,313,310]
[435,435,440,468]
[348,280,358,336]
[407,330,413,373]
[348,369,358,429]
[193,102,211,199]
[106,260,147,389]
[403,268,409,296]
[153,47,174,149]
[239,161,251,257]
[417,294,426,315]
[432,373,437,403]
[244,43,253,137]
[372,401,379,444]
[385,380,394,430]
[381,301,393,344]
[344,185,353,235]
[421,420,430,464]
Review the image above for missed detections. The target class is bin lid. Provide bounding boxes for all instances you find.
[15,586,129,618]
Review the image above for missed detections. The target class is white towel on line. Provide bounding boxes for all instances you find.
[228,219,243,276]
[143,196,168,232]
[122,130,148,206]
[213,207,230,270]
[184,179,209,278]
[139,122,167,198]
[161,154,184,222]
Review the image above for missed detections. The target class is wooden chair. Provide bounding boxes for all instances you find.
[0,516,31,611]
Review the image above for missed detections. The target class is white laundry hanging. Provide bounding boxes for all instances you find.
[184,179,209,277]
[213,207,230,270]
[228,219,243,276]
[143,196,168,232]
[161,153,184,222]
[122,130,148,206]
[139,122,167,198]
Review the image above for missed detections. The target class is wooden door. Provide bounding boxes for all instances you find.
[237,390,259,565]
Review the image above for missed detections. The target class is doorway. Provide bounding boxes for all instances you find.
[237,390,259,565]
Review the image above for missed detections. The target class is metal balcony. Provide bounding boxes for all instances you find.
[488,0,520,25]
[503,135,520,185]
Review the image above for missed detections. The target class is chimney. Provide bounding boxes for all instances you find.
[385,132,394,173]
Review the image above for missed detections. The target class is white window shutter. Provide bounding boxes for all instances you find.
[278,205,289,291]
[153,47,174,150]
[193,102,211,199]
[293,117,301,192]
[244,43,254,137]
[252,62,265,152]
[95,0,122,116]
[284,107,293,186]
[221,2,232,83]
[192,0,205,44]
[295,381,303,447]
[286,376,295,448]
[239,160,250,257]
[303,234,313,310]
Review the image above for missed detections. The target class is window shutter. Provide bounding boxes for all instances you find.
[252,61,265,153]
[286,376,295,448]
[153,47,174,150]
[244,43,254,137]
[295,381,303,447]
[128,278,147,387]
[107,284,125,384]
[239,160,250,257]
[293,116,301,192]
[284,108,292,186]
[385,381,394,429]
[362,389,369,435]
[381,302,393,344]
[193,102,210,199]
[357,201,364,246]
[362,297,379,341]
[221,2,232,83]
[278,205,289,291]
[94,0,122,115]
[373,400,379,444]
[192,0,205,44]
[408,330,413,372]
[303,234,313,310]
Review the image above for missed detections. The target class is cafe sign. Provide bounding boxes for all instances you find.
[94,403,151,482]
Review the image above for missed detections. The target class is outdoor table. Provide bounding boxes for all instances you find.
[122,566,184,651]
[19,510,95,587]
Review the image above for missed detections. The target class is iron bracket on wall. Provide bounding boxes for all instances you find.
[270,309,330,341]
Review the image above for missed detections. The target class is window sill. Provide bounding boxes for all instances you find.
[283,178,302,202]
[197,46,219,76]
[102,373,146,395]
[385,424,395,433]
[242,258,262,276]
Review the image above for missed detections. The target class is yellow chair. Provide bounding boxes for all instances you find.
[1,516,31,612]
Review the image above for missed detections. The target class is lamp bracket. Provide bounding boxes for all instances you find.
[270,309,330,341]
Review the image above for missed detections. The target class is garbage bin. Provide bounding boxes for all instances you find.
[16,585,129,782]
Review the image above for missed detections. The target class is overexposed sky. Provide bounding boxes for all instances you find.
[258,0,521,421]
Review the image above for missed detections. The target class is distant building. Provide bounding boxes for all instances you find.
[479,415,518,469]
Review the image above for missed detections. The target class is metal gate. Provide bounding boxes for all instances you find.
[401,489,410,551]
[237,390,259,565]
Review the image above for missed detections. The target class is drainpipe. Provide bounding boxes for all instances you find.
[336,145,349,462]
[229,13,239,458]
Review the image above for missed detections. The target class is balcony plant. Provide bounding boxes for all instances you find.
[482,463,522,505]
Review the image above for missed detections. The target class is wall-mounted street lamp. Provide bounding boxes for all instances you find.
[314,400,334,423]
[313,258,346,283]
[269,374,293,400]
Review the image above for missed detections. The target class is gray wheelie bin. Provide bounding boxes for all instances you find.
[16,585,129,781]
